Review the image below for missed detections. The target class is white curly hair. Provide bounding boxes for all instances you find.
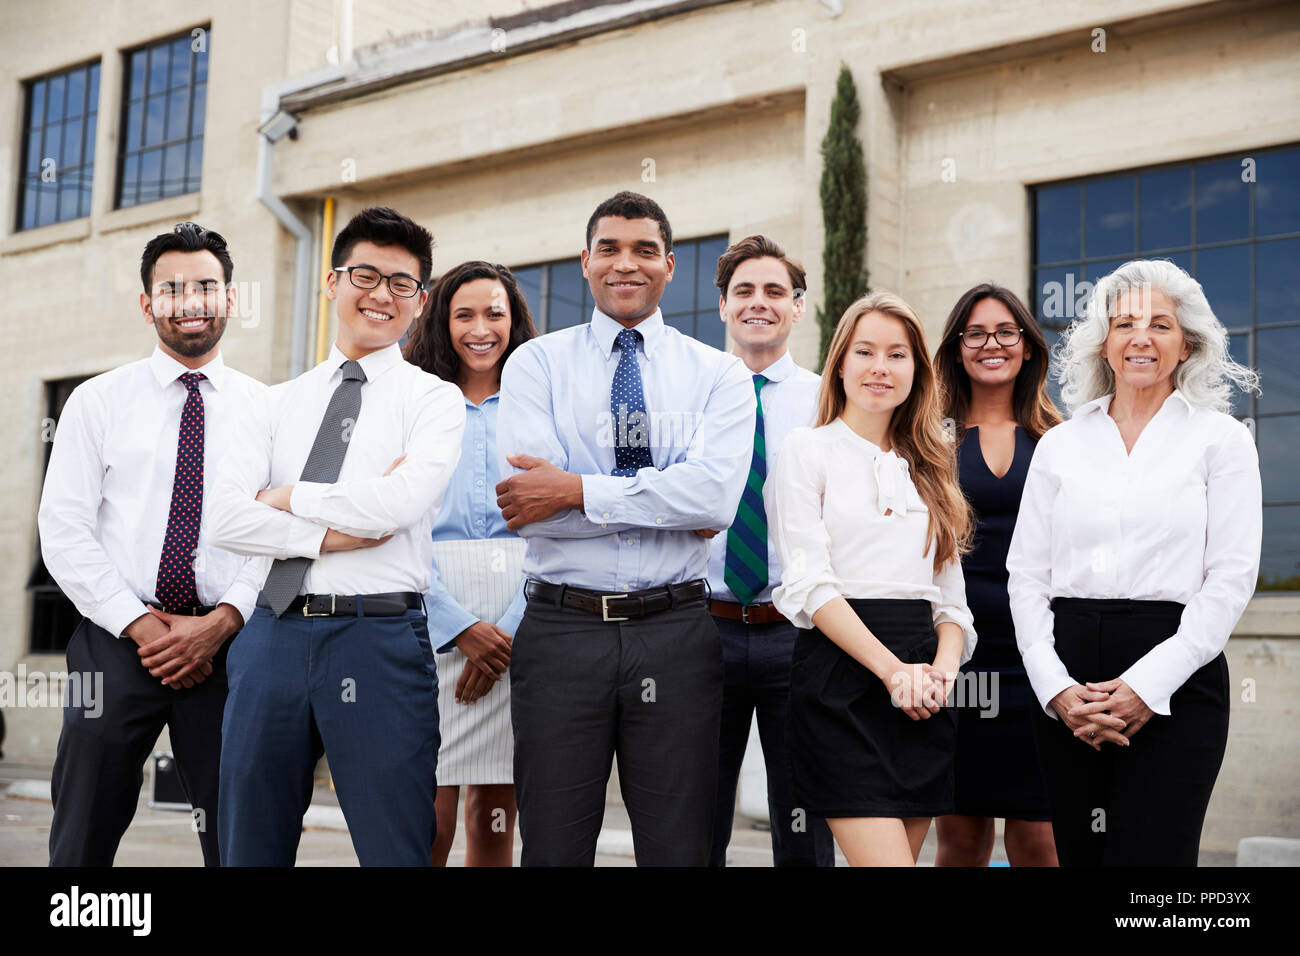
[1054,258,1260,415]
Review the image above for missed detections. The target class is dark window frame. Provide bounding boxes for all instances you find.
[15,59,101,231]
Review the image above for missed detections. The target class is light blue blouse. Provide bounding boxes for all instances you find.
[423,392,527,651]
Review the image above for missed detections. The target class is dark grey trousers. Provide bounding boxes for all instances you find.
[510,591,723,866]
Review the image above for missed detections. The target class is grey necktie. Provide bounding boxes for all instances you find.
[262,359,367,616]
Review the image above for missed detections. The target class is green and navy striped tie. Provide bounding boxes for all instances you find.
[724,374,769,605]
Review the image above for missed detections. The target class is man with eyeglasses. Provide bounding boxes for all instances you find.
[210,206,465,866]
[38,221,267,865]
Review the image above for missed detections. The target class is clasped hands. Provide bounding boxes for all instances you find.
[1051,679,1153,751]
[886,659,956,721]
[124,603,242,690]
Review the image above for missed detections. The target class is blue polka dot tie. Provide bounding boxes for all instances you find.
[155,371,206,611]
[611,327,654,477]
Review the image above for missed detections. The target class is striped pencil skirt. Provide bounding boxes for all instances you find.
[429,537,526,786]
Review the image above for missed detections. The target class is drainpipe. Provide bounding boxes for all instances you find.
[255,116,314,378]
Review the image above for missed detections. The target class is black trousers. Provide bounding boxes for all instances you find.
[510,592,723,866]
[1030,598,1229,867]
[49,617,230,867]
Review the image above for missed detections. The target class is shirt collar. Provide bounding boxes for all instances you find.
[1074,387,1194,419]
[324,341,404,383]
[591,308,666,358]
[749,351,796,383]
[464,391,500,409]
[149,345,227,391]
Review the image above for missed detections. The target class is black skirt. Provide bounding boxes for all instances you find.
[787,598,957,818]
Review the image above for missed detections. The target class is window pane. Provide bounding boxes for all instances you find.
[60,118,82,167]
[126,100,143,150]
[1034,266,1085,330]
[45,74,66,124]
[190,82,206,136]
[121,153,140,206]
[1080,256,1129,284]
[547,259,586,329]
[79,179,93,218]
[170,36,192,89]
[25,129,42,178]
[83,113,97,163]
[21,181,37,230]
[1036,183,1082,264]
[1140,167,1192,252]
[43,123,62,170]
[186,136,203,192]
[163,144,187,197]
[1256,149,1300,238]
[88,63,100,112]
[145,94,165,144]
[166,89,189,141]
[1226,329,1252,416]
[65,69,85,119]
[664,311,694,337]
[661,242,695,316]
[1195,244,1251,329]
[696,310,726,350]
[513,265,543,324]
[1196,158,1249,244]
[36,181,57,227]
[1256,238,1300,326]
[1259,505,1300,590]
[1258,414,1300,502]
[58,180,80,221]
[148,44,169,97]
[195,41,208,82]
[1257,327,1300,415]
[138,147,162,203]
[1084,175,1135,259]
[30,80,45,127]
[128,50,146,97]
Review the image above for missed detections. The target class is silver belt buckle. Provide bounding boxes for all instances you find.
[302,594,336,617]
[601,593,629,622]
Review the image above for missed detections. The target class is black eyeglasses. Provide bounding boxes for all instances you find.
[334,266,425,298]
[961,328,1024,348]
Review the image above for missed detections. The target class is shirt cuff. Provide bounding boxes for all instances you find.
[1021,641,1076,718]
[773,581,840,631]
[216,581,259,629]
[425,597,479,653]
[1118,647,1185,717]
[580,474,633,527]
[934,608,978,667]
[287,517,327,560]
[289,481,327,521]
[95,590,151,639]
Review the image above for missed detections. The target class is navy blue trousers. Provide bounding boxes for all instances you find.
[710,616,835,867]
[218,606,440,866]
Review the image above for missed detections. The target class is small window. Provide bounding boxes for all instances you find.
[116,29,209,208]
[16,61,100,231]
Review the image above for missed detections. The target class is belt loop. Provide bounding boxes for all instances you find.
[702,578,712,602]
[356,594,365,618]
[667,584,677,610]
[555,583,567,609]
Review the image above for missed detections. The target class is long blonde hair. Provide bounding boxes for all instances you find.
[817,291,973,572]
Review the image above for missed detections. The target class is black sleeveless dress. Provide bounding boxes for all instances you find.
[951,426,1051,820]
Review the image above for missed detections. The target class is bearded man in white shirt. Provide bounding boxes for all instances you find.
[210,207,465,866]
[38,222,267,866]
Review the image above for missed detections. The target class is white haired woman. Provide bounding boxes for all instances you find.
[1006,258,1261,866]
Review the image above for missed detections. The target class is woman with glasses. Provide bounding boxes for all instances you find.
[1007,259,1261,865]
[404,261,539,866]
[932,285,1061,867]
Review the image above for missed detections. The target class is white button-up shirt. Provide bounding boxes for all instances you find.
[706,350,819,604]
[37,347,268,637]
[1006,389,1262,717]
[210,342,465,596]
[766,418,977,663]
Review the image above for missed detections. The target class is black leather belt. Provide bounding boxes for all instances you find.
[255,592,424,617]
[147,602,218,616]
[524,579,707,622]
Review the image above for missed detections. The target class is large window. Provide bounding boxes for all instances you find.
[1032,144,1300,590]
[117,29,209,208]
[27,376,93,653]
[513,234,731,348]
[16,61,100,230]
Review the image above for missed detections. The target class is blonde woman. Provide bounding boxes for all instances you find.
[1007,258,1261,866]
[768,291,976,866]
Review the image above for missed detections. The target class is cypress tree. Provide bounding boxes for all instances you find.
[816,64,869,368]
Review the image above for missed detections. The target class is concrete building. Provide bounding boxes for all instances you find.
[1,0,1296,855]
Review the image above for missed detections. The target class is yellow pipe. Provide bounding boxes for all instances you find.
[314,196,336,366]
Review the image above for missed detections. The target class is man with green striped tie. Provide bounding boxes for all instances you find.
[703,236,835,867]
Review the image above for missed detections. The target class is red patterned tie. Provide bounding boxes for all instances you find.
[156,371,206,611]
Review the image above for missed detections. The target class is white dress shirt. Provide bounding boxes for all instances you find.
[706,350,819,604]
[1006,388,1261,717]
[497,308,756,591]
[37,347,268,637]
[766,418,977,663]
[210,342,466,596]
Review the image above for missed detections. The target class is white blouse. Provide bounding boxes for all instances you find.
[766,418,977,665]
[1006,389,1261,718]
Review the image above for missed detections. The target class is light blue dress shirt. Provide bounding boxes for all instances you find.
[423,392,526,651]
[497,308,757,591]
[706,350,821,604]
